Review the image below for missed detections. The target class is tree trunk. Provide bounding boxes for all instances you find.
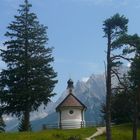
[24,110,30,131]
[24,1,30,131]
[132,86,140,140]
[132,107,138,140]
[106,29,112,140]
[19,110,31,131]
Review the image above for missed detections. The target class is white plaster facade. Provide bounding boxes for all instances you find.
[61,108,82,120]
[59,107,85,129]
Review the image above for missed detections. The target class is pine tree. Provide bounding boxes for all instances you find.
[103,14,128,140]
[130,55,140,140]
[0,0,57,131]
[111,34,140,140]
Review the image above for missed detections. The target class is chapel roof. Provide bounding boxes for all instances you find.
[56,79,87,111]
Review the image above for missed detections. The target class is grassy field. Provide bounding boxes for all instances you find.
[96,124,140,140]
[0,127,96,140]
[1,124,140,140]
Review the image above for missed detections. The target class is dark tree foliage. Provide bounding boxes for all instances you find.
[111,91,133,124]
[110,72,133,124]
[103,13,128,140]
[112,34,140,140]
[0,0,57,131]
[101,74,133,124]
[128,42,140,140]
[101,91,133,124]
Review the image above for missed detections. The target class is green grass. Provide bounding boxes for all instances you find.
[0,127,96,140]
[1,124,140,140]
[96,124,140,140]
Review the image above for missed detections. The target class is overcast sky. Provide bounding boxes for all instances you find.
[0,0,140,101]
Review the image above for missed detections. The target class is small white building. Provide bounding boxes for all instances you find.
[56,79,87,129]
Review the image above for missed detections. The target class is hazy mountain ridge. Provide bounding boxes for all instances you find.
[31,73,106,131]
[5,66,128,131]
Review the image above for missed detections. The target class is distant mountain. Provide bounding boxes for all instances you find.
[5,102,54,131]
[5,65,129,131]
[30,73,106,131]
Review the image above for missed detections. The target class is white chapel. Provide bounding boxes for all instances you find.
[56,79,87,129]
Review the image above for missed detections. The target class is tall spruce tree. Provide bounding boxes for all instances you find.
[103,14,128,140]
[0,0,57,131]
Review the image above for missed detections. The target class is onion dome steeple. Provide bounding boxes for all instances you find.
[67,79,74,94]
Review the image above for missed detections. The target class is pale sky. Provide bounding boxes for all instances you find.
[0,0,140,101]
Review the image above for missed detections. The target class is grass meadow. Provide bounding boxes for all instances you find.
[0,127,96,140]
[96,124,140,140]
[0,124,139,140]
